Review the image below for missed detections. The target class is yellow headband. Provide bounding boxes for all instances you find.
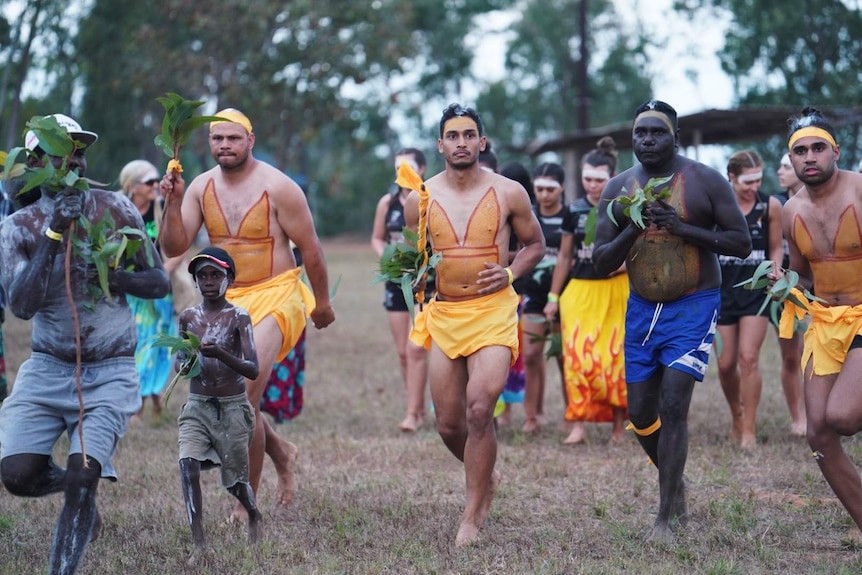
[788,126,837,151]
[633,111,674,134]
[210,108,253,134]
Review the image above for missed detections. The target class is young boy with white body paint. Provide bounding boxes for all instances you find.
[175,246,261,556]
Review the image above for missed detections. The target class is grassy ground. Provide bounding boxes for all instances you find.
[2,240,862,574]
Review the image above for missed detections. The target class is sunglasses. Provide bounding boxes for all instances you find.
[141,178,160,186]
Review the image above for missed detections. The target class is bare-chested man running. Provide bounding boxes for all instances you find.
[160,109,335,520]
[593,100,751,542]
[777,107,862,539]
[0,114,170,574]
[402,103,544,546]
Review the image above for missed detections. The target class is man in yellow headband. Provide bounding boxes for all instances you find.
[593,99,752,542]
[777,106,862,541]
[403,103,545,546]
[159,107,336,522]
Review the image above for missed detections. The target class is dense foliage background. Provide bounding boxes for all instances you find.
[1,0,860,235]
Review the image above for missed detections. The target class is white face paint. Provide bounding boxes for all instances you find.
[737,171,763,184]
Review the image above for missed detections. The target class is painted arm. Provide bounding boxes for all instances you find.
[593,177,644,277]
[477,182,545,295]
[199,313,259,381]
[646,170,752,258]
[277,181,334,329]
[158,172,204,258]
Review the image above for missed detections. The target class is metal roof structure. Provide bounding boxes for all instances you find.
[518,106,862,156]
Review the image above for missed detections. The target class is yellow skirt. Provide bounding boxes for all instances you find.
[227,268,315,362]
[559,274,628,422]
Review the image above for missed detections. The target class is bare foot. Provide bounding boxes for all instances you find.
[129,413,143,426]
[455,522,480,547]
[90,507,102,543]
[646,523,676,545]
[496,410,512,427]
[740,432,757,450]
[274,441,299,505]
[563,422,585,445]
[398,414,423,432]
[521,418,539,434]
[790,420,807,437]
[226,508,248,525]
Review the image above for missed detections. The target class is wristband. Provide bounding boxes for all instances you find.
[45,228,63,241]
[504,267,514,286]
[547,292,559,303]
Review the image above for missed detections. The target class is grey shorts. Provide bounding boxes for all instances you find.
[0,352,141,481]
[178,392,255,488]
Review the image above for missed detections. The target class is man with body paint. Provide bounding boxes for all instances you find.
[176,246,261,560]
[715,150,785,449]
[593,100,751,542]
[0,114,170,574]
[159,108,335,522]
[401,103,545,546]
[775,107,862,540]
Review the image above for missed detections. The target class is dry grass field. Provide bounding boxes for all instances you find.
[2,239,862,574]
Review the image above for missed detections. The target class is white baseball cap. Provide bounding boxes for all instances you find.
[24,113,98,152]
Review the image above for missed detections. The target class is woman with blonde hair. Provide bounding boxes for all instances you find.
[119,160,188,420]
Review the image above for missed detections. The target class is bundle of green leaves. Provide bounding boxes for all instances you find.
[606,174,674,229]
[0,116,154,304]
[0,115,91,196]
[734,260,824,326]
[151,331,202,406]
[373,227,441,321]
[154,93,227,174]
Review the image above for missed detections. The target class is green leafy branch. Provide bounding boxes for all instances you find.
[154,93,227,174]
[0,115,92,197]
[71,212,155,308]
[151,331,202,406]
[733,260,825,327]
[524,317,563,360]
[606,174,674,229]
[373,227,442,322]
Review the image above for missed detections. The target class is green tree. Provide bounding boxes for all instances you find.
[475,0,654,167]
[71,0,513,234]
[675,0,862,167]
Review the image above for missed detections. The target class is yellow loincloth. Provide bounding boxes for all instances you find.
[780,288,862,376]
[227,268,315,362]
[409,287,520,365]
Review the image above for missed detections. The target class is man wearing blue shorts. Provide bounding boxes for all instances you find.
[593,101,752,542]
[0,114,170,574]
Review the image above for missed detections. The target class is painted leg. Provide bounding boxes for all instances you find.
[227,482,263,543]
[179,458,205,547]
[48,455,101,575]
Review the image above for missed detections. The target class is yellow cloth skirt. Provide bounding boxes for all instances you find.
[780,288,862,376]
[410,287,520,365]
[559,274,628,422]
[227,268,315,362]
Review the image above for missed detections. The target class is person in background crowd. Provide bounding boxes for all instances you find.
[773,153,807,436]
[715,150,784,449]
[371,148,431,431]
[546,137,628,444]
[516,161,566,434]
[119,159,187,422]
